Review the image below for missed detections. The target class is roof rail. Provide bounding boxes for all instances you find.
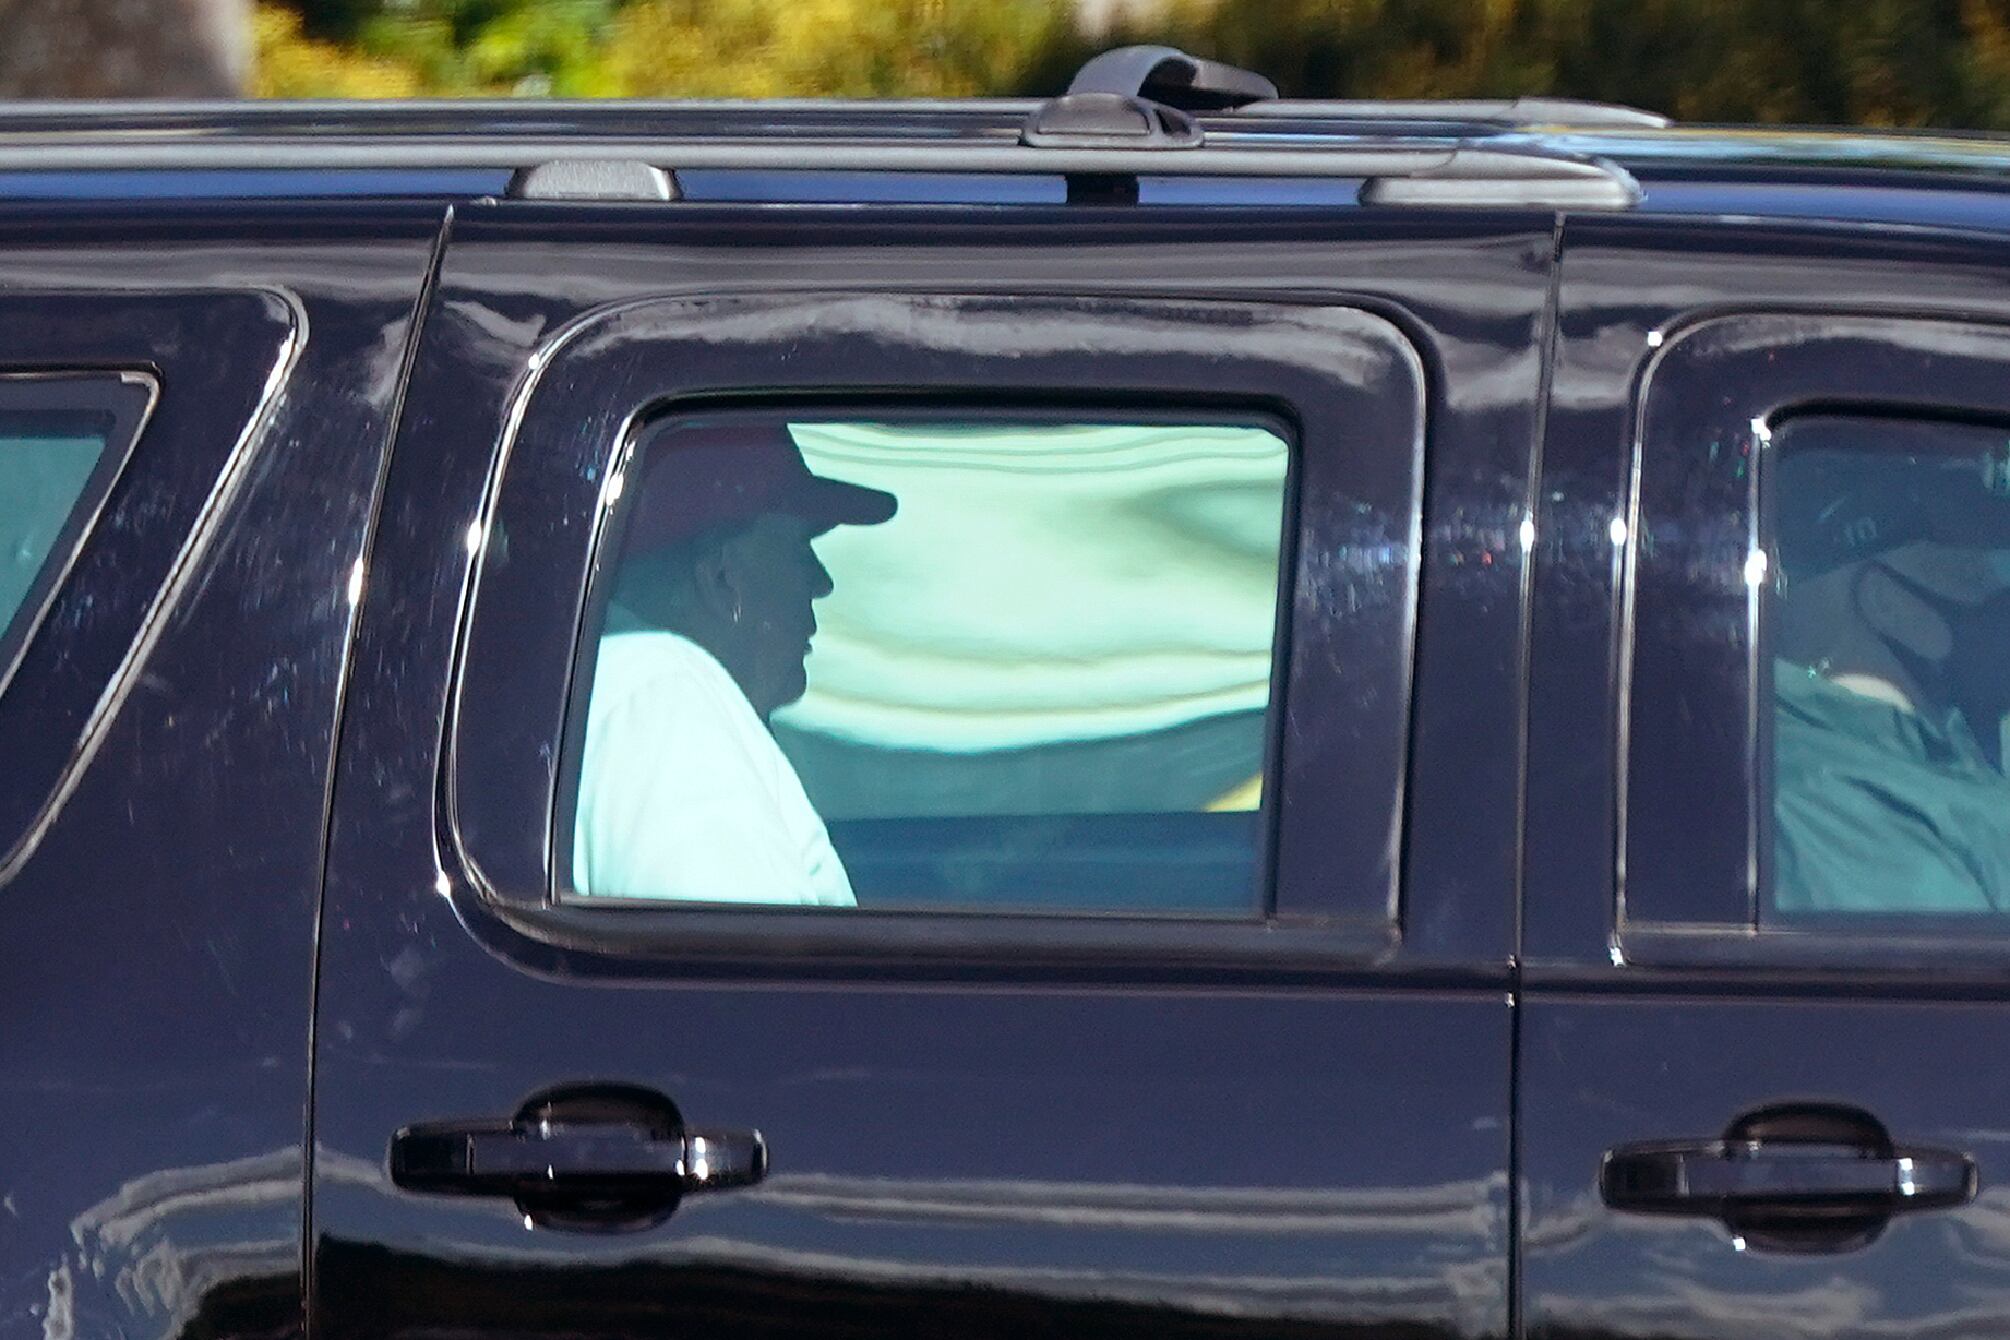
[1235,96,1670,130]
[0,92,1668,134]
[0,130,1641,208]
[0,132,1641,210]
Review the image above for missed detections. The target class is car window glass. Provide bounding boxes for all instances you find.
[1762,414,2010,919]
[0,403,117,657]
[562,411,1292,915]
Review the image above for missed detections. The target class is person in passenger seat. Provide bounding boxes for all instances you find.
[570,421,895,905]
[1770,442,2010,912]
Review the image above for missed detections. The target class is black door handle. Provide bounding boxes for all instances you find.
[391,1083,765,1230]
[1602,1141,1973,1211]
[1601,1103,1976,1252]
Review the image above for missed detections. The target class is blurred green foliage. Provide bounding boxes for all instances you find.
[1119,0,2010,127]
[601,0,1081,97]
[251,0,2010,128]
[257,0,624,94]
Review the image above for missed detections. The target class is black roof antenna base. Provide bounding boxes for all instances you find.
[1068,45,1278,112]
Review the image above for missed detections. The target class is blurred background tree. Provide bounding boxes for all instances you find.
[16,0,2010,128]
[249,0,1083,96]
[1106,0,2010,126]
[253,0,624,94]
[1,0,249,95]
[600,0,1080,97]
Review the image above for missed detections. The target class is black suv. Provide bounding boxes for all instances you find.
[5,45,2010,1340]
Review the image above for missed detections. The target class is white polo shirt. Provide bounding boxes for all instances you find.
[571,628,855,906]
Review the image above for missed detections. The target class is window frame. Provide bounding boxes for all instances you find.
[0,289,299,881]
[549,401,1300,919]
[447,291,1429,967]
[1620,311,2010,968]
[0,371,157,691]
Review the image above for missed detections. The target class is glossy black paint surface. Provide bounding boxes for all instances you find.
[0,290,292,865]
[1522,219,2010,1340]
[0,207,440,1340]
[311,206,1543,1339]
[25,129,2010,1340]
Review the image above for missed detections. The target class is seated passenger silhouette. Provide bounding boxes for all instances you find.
[1771,439,2010,912]
[572,421,895,904]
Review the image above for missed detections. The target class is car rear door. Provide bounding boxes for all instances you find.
[0,201,442,1340]
[1524,211,2010,1339]
[310,193,1546,1340]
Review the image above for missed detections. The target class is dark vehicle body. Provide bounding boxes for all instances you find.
[7,50,2010,1340]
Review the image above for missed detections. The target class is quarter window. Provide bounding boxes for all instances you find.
[561,410,1291,914]
[0,375,152,674]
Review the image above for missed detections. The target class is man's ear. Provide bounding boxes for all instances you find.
[691,537,746,625]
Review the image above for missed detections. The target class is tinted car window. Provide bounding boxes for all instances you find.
[1761,414,2010,918]
[0,375,152,675]
[561,410,1291,914]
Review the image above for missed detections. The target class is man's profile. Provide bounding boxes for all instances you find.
[570,419,895,905]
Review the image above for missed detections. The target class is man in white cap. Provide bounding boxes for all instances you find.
[571,418,896,905]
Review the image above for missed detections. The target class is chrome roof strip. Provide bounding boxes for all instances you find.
[0,135,1642,207]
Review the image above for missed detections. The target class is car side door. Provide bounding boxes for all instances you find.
[311,199,1546,1340]
[0,203,442,1340]
[1524,213,2010,1340]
